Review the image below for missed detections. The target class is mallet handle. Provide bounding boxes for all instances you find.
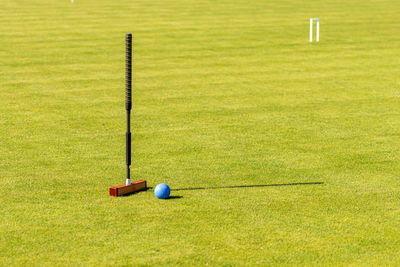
[125,33,132,182]
[126,33,132,111]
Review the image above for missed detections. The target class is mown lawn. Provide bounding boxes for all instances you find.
[1,0,399,265]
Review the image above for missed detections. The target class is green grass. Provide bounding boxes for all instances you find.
[1,0,400,265]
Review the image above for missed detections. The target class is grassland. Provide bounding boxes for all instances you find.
[1,0,399,265]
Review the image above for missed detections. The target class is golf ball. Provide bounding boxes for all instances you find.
[154,183,170,199]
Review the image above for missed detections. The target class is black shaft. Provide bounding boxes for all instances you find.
[126,33,132,180]
[126,33,132,111]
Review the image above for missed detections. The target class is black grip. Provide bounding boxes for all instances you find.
[125,33,132,110]
[126,132,131,165]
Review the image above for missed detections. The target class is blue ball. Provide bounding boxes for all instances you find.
[154,183,171,199]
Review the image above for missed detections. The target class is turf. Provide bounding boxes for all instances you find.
[1,0,400,265]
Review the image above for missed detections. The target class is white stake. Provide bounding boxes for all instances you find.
[309,18,320,42]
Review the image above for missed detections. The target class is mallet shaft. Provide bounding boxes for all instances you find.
[126,33,132,184]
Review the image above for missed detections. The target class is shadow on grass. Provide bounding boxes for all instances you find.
[168,196,183,199]
[118,187,183,199]
[173,182,324,191]
[118,187,151,197]
[116,183,323,197]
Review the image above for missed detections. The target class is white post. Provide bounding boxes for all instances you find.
[309,18,320,42]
